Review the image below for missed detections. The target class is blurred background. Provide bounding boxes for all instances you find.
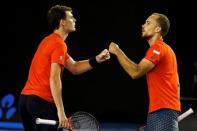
[0,0,196,130]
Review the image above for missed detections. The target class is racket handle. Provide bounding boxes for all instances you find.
[178,108,194,122]
[36,118,73,131]
[36,118,57,125]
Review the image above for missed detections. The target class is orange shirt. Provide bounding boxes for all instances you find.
[144,38,181,113]
[21,33,69,102]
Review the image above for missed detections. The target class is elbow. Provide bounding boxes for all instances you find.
[50,75,56,82]
[130,73,141,79]
[130,66,143,79]
[49,76,59,87]
[131,75,139,79]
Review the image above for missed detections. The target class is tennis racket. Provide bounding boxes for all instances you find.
[36,111,100,131]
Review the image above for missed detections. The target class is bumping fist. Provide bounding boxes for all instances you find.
[96,49,110,63]
[109,42,119,55]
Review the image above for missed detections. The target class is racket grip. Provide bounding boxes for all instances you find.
[36,118,57,125]
[178,108,194,122]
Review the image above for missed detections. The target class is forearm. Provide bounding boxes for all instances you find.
[66,49,109,75]
[72,60,93,75]
[50,77,65,113]
[115,48,139,79]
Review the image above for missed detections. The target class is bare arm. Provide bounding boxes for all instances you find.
[109,42,155,79]
[50,63,68,128]
[65,56,92,75]
[65,49,110,75]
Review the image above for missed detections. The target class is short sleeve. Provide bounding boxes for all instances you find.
[51,44,69,66]
[144,45,161,65]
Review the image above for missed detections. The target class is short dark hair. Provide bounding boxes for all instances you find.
[47,5,72,30]
[152,13,170,37]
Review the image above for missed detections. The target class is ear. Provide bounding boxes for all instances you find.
[60,19,66,26]
[155,26,161,33]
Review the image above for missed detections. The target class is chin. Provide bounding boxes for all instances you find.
[142,34,146,38]
[69,28,76,32]
[142,32,146,37]
[142,34,149,40]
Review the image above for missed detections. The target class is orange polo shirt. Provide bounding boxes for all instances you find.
[21,33,69,102]
[144,38,181,113]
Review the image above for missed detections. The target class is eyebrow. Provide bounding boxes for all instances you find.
[146,20,150,23]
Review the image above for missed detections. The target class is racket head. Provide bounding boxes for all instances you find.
[68,111,100,131]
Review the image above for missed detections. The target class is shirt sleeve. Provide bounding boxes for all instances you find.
[51,44,69,66]
[144,45,161,65]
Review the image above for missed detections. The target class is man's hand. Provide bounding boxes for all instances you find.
[109,42,119,55]
[96,49,110,63]
[57,110,70,129]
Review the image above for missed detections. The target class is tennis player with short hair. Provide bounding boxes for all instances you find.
[109,13,181,131]
[18,5,110,131]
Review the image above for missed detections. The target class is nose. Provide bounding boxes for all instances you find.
[73,17,76,22]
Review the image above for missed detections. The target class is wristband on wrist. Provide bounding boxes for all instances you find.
[89,56,99,68]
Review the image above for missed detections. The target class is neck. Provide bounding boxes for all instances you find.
[147,34,162,47]
[54,28,68,41]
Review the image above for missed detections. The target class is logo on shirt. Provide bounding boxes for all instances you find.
[153,49,160,55]
[150,49,160,62]
[59,56,64,60]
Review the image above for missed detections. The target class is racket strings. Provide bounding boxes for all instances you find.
[70,112,99,130]
[71,115,97,128]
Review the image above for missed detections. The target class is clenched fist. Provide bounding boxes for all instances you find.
[109,42,119,55]
[96,49,110,63]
